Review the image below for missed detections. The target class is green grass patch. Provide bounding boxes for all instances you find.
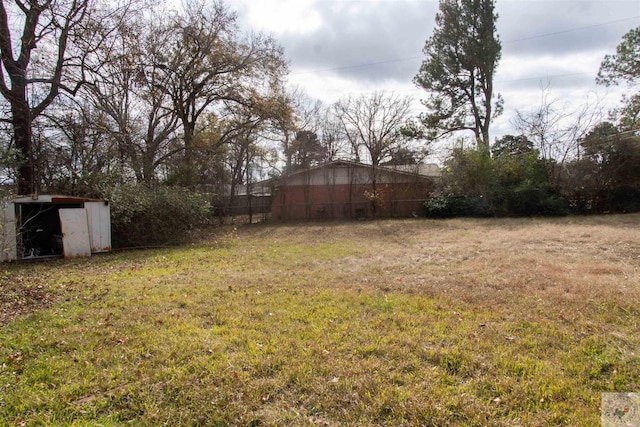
[1,217,640,425]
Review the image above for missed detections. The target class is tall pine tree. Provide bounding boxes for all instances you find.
[414,0,502,152]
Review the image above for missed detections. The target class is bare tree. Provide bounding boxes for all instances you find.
[269,88,327,173]
[217,100,277,217]
[285,91,323,172]
[157,0,287,187]
[264,87,296,173]
[513,87,603,189]
[317,106,349,162]
[38,99,121,195]
[0,0,133,195]
[333,91,416,217]
[334,91,414,166]
[82,7,181,183]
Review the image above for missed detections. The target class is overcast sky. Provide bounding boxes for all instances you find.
[229,0,640,144]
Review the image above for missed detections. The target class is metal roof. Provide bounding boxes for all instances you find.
[275,160,441,182]
[11,195,107,204]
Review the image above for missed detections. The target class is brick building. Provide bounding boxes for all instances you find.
[271,160,439,220]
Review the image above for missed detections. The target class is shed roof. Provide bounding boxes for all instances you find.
[276,160,440,182]
[12,195,106,204]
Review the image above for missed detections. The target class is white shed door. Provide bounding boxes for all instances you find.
[85,201,111,253]
[1,202,16,261]
[59,208,92,259]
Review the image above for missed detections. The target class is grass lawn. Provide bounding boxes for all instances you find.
[1,215,639,426]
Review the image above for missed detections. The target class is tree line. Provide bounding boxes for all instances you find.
[421,0,640,217]
[1,0,639,237]
[0,1,425,203]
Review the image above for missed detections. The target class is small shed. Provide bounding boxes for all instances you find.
[271,160,439,220]
[1,195,111,262]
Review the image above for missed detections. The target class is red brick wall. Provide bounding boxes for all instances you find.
[272,181,433,220]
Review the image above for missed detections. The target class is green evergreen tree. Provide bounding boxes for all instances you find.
[414,0,502,152]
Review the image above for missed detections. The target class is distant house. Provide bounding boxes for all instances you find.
[271,160,439,220]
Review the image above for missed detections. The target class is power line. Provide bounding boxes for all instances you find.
[292,57,419,76]
[290,15,640,77]
[497,72,592,84]
[504,16,640,44]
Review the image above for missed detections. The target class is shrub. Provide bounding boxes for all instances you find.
[424,194,469,218]
[425,141,568,218]
[575,123,640,213]
[103,184,210,248]
[609,186,640,213]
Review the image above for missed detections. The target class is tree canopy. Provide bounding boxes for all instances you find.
[414,0,502,152]
[0,0,94,194]
[597,26,640,87]
[334,91,414,166]
[3,0,640,226]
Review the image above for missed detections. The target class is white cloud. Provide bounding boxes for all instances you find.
[234,0,322,35]
[230,0,640,138]
[287,70,373,104]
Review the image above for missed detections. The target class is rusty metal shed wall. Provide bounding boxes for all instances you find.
[1,201,16,262]
[1,195,111,262]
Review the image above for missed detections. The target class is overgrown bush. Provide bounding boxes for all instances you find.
[604,186,640,213]
[492,155,568,217]
[571,123,640,213]
[425,139,568,218]
[424,194,468,218]
[103,184,211,248]
[425,147,496,217]
[424,194,492,218]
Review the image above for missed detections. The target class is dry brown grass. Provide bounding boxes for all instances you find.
[246,215,640,311]
[1,214,639,426]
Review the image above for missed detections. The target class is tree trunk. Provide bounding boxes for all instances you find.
[12,97,35,195]
[142,151,156,184]
[182,121,197,188]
